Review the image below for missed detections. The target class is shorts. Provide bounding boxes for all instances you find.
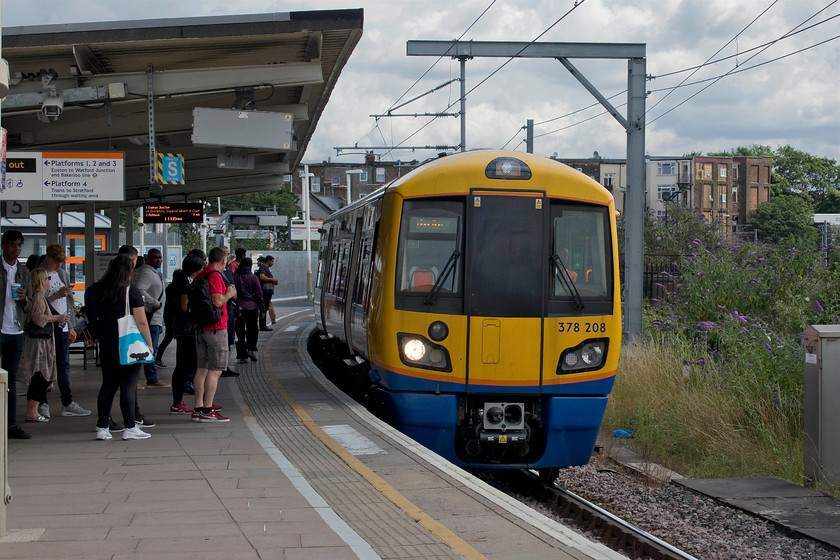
[196,329,229,371]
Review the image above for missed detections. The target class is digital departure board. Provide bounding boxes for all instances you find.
[143,203,204,223]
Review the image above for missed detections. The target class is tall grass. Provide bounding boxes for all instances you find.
[605,206,839,489]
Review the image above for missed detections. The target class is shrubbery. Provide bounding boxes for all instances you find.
[605,205,838,487]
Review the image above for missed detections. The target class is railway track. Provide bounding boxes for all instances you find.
[489,470,700,560]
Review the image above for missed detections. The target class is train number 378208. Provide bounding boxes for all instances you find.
[557,321,608,333]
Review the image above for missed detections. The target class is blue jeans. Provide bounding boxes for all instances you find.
[142,324,162,383]
[50,329,73,407]
[1,333,24,427]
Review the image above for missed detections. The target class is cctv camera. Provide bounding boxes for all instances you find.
[41,94,64,119]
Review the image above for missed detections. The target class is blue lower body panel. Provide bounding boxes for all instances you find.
[381,389,609,469]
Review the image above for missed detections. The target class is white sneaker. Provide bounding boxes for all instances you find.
[61,401,92,417]
[122,426,151,440]
[38,403,50,419]
[96,427,112,440]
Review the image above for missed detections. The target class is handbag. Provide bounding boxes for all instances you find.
[118,286,154,366]
[27,294,54,338]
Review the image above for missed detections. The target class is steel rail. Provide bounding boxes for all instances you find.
[511,470,701,560]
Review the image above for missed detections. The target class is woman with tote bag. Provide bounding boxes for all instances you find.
[85,255,155,441]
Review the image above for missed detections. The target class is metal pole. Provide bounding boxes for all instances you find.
[304,165,313,301]
[624,56,646,341]
[526,119,534,153]
[460,56,466,152]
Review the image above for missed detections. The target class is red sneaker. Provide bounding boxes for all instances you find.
[191,410,201,422]
[211,403,223,411]
[170,402,194,415]
[199,410,229,423]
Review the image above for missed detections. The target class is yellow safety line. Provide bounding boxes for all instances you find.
[259,319,487,560]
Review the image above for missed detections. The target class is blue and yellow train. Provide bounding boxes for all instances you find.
[313,150,621,474]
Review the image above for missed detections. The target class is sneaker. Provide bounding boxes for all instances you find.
[155,360,167,368]
[146,381,170,388]
[247,350,258,362]
[260,327,273,332]
[135,415,156,428]
[96,427,112,440]
[191,410,202,422]
[61,401,92,417]
[220,369,240,378]
[122,426,151,440]
[8,424,32,439]
[211,403,223,411]
[136,383,145,390]
[108,417,124,433]
[199,410,229,423]
[170,402,193,415]
[38,403,50,419]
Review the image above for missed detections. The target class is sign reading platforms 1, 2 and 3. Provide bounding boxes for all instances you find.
[2,151,125,201]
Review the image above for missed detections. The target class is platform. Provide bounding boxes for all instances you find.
[2,304,623,560]
[676,476,840,549]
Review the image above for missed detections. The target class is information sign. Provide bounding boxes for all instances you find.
[2,151,125,201]
[144,203,203,223]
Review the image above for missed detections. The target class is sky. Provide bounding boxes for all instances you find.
[3,0,839,164]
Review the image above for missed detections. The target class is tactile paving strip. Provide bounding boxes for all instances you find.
[237,317,464,560]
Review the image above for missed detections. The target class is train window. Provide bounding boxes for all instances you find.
[551,205,611,300]
[396,200,464,298]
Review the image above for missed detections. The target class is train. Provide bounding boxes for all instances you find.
[312,150,621,476]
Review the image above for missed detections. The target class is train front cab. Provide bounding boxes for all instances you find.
[370,155,621,470]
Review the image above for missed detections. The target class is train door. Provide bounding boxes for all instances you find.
[465,190,547,391]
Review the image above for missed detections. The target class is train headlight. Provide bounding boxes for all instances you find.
[558,338,608,374]
[403,338,426,361]
[397,333,452,372]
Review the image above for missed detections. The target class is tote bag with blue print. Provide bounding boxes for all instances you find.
[118,286,154,365]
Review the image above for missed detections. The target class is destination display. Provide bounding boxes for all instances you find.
[2,151,125,201]
[144,203,203,223]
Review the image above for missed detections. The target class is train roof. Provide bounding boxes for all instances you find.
[324,150,615,222]
[387,150,614,204]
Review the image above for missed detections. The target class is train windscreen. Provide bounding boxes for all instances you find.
[396,200,464,297]
[551,204,611,300]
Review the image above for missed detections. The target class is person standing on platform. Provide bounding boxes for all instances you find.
[134,248,169,388]
[258,254,278,331]
[229,247,245,274]
[233,258,263,364]
[1,230,34,439]
[85,255,154,440]
[191,247,236,422]
[19,268,70,423]
[38,243,91,418]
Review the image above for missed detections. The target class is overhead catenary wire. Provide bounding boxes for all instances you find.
[381,0,588,158]
[649,0,839,125]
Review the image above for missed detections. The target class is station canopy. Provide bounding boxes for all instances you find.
[1,9,363,213]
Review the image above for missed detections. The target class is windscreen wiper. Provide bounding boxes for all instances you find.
[552,253,585,309]
[425,250,461,306]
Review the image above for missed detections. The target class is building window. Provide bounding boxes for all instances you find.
[705,164,712,178]
[360,171,368,182]
[658,162,675,175]
[310,176,321,193]
[732,164,739,179]
[375,167,386,183]
[732,187,738,203]
[720,192,726,204]
[656,210,666,218]
[720,166,727,178]
[657,185,675,201]
[603,173,614,188]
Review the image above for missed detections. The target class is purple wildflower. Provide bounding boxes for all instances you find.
[814,299,824,313]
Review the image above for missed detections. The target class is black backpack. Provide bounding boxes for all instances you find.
[187,270,224,329]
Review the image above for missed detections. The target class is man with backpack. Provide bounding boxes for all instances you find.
[189,246,236,423]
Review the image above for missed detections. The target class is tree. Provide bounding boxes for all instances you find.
[748,195,817,246]
[773,145,840,212]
